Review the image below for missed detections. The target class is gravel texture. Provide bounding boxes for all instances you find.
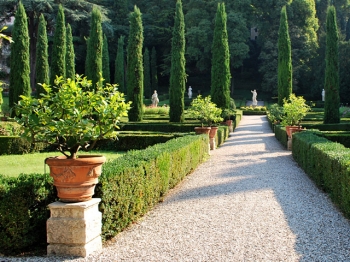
[2,115,350,261]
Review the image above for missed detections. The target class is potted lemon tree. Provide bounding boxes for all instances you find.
[187,95,223,138]
[280,94,310,137]
[15,75,131,202]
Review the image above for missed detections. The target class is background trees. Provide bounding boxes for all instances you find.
[169,0,186,123]
[127,6,144,122]
[9,2,30,115]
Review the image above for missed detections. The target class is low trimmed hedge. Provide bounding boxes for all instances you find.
[0,135,209,255]
[0,136,46,155]
[274,125,288,148]
[292,131,350,217]
[316,131,350,148]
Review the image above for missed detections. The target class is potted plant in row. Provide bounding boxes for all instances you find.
[187,95,223,138]
[15,75,131,202]
[280,93,310,137]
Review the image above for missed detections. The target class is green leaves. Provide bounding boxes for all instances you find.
[188,95,223,126]
[15,75,131,158]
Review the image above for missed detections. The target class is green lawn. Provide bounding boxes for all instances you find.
[0,150,124,177]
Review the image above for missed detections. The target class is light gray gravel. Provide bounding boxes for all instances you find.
[2,115,350,261]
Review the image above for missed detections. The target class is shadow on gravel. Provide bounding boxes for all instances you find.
[164,115,350,261]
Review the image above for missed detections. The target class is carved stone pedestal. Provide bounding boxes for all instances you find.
[47,198,102,257]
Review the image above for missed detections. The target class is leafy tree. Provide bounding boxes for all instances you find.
[9,1,31,115]
[324,6,340,124]
[151,46,158,91]
[35,14,49,97]
[66,23,75,81]
[143,48,151,98]
[169,0,186,123]
[114,35,125,93]
[85,7,103,88]
[127,5,144,121]
[210,2,231,110]
[277,6,292,106]
[50,4,66,85]
[102,34,110,84]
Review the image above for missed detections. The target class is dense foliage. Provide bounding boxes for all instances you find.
[102,34,110,84]
[65,24,75,81]
[114,35,125,93]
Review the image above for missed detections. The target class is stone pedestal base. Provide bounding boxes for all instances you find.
[47,198,102,257]
[210,138,216,150]
[287,137,292,151]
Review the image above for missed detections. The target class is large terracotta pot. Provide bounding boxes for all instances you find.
[194,126,211,135]
[209,126,219,139]
[285,125,303,138]
[45,155,106,203]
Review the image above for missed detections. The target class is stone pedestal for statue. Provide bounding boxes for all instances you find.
[287,137,292,151]
[47,198,102,257]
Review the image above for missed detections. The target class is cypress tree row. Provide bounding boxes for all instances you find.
[115,35,125,93]
[35,14,49,97]
[85,7,103,88]
[143,48,151,98]
[169,0,186,123]
[102,34,110,84]
[151,46,158,92]
[277,6,292,106]
[210,2,231,110]
[324,6,340,124]
[50,4,66,85]
[9,1,30,114]
[65,24,75,81]
[127,6,144,121]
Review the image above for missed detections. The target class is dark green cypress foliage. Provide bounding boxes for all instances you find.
[169,0,186,122]
[102,34,110,84]
[115,35,125,93]
[324,6,340,124]
[9,1,30,113]
[50,4,66,85]
[85,7,103,88]
[277,6,292,106]
[35,14,49,97]
[143,48,151,98]
[127,6,144,121]
[151,46,158,92]
[210,2,231,110]
[65,23,75,81]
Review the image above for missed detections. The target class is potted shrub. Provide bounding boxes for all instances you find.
[15,75,131,202]
[280,93,310,137]
[187,95,223,137]
[267,103,284,124]
[221,108,236,132]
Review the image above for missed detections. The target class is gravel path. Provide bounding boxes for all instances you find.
[2,115,350,261]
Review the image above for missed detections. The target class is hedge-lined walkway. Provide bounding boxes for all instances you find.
[4,115,350,261]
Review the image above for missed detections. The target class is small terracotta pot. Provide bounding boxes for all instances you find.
[285,126,303,138]
[45,155,106,203]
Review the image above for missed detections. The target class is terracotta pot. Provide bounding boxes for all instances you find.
[194,126,211,135]
[285,126,303,138]
[209,126,219,138]
[45,155,106,203]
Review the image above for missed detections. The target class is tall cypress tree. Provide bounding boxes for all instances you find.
[127,6,144,121]
[210,2,231,110]
[277,6,292,106]
[115,35,125,93]
[85,7,103,88]
[65,23,75,81]
[50,4,66,85]
[143,48,151,98]
[9,1,30,114]
[169,0,186,122]
[324,6,340,124]
[35,13,49,97]
[102,34,110,84]
[151,46,158,92]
